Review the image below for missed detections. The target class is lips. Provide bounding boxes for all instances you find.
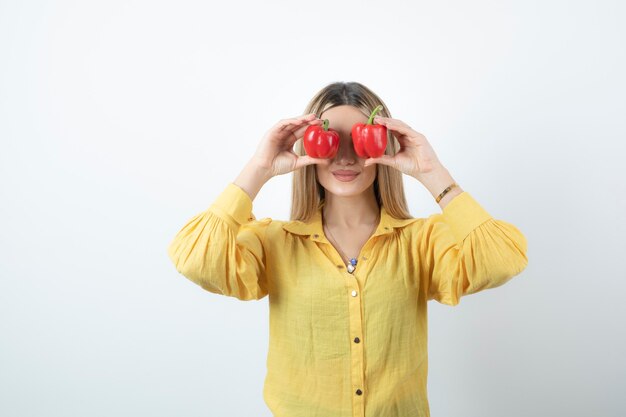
[332,170,360,182]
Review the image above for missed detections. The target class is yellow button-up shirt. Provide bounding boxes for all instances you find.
[167,182,528,417]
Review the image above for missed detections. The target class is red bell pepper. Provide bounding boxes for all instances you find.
[303,119,340,159]
[351,105,387,158]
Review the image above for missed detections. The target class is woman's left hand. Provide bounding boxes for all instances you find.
[363,116,443,179]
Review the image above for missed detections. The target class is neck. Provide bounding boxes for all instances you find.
[322,186,380,228]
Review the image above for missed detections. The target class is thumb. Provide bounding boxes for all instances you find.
[294,155,330,171]
[364,155,395,168]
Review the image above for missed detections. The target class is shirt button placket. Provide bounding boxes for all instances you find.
[348,282,365,417]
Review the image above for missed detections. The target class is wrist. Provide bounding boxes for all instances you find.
[414,165,463,208]
[246,158,274,183]
[413,163,450,189]
[234,159,273,201]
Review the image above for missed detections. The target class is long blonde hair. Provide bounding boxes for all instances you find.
[290,81,412,222]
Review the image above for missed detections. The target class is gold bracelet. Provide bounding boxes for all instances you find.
[435,182,458,203]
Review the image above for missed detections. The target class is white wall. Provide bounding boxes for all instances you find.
[1,0,624,416]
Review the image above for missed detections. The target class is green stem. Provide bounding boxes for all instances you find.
[367,105,383,125]
[323,119,329,130]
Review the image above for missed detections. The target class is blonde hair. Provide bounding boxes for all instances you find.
[290,81,412,222]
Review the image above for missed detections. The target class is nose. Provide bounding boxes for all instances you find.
[334,135,356,165]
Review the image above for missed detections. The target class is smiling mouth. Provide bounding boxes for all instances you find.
[332,172,360,182]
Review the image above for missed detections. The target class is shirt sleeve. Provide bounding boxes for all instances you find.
[167,182,271,301]
[416,191,528,306]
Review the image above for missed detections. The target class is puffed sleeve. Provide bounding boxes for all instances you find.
[167,182,271,301]
[417,191,528,306]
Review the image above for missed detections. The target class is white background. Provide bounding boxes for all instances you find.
[1,0,624,416]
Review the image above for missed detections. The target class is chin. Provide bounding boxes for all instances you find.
[324,186,368,198]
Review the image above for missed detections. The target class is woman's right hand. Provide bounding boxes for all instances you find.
[251,113,331,178]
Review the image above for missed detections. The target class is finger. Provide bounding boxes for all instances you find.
[294,155,331,171]
[288,117,324,134]
[286,113,318,123]
[373,115,410,126]
[283,118,325,148]
[278,113,322,132]
[269,116,323,148]
[290,125,309,141]
[279,125,311,151]
[390,132,411,145]
[364,154,396,168]
[374,118,415,136]
[373,116,411,129]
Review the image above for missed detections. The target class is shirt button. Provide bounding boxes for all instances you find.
[351,290,357,297]
[313,234,319,239]
[337,265,343,269]
[356,389,363,395]
[384,226,389,230]
[354,337,360,343]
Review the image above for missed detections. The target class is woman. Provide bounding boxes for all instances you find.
[167,81,528,417]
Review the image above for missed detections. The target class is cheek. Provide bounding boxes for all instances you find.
[362,166,377,183]
[315,166,332,185]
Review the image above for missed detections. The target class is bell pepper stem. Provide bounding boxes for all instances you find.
[322,119,329,131]
[367,105,384,124]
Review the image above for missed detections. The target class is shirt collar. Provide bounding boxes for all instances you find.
[282,205,419,244]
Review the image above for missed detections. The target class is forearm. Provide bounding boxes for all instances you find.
[233,159,273,201]
[414,165,464,210]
